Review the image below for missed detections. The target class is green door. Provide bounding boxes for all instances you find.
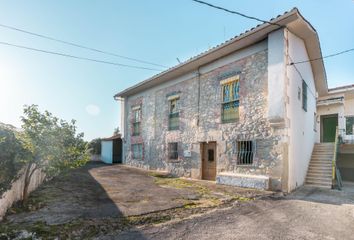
[322,115,338,142]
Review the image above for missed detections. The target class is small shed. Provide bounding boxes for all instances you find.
[101,134,122,164]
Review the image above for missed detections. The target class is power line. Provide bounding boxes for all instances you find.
[191,0,354,65]
[289,48,354,65]
[0,41,164,71]
[288,55,317,98]
[0,23,168,68]
[191,0,282,27]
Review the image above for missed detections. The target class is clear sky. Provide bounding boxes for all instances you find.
[0,0,353,140]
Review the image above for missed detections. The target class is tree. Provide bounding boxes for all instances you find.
[88,138,101,155]
[113,127,120,136]
[19,105,90,202]
[0,124,26,195]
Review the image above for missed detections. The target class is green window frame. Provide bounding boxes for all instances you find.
[132,143,143,159]
[168,98,179,130]
[132,107,141,136]
[302,80,308,112]
[346,116,354,135]
[221,76,240,123]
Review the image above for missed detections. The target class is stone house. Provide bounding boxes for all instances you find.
[114,8,351,192]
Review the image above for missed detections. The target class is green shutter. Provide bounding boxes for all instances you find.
[302,80,307,112]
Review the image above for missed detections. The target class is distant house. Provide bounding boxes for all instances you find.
[114,8,353,192]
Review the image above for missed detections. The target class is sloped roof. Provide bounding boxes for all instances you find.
[115,8,327,98]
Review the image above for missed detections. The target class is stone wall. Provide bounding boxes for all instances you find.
[123,49,286,190]
[0,165,45,220]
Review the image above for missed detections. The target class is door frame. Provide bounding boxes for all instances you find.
[320,114,338,143]
[200,141,217,181]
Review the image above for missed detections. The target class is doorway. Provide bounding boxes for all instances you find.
[201,142,217,181]
[112,138,122,164]
[321,114,338,142]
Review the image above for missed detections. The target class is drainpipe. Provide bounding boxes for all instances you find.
[197,67,201,126]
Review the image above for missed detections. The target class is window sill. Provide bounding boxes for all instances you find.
[221,119,239,124]
[167,159,180,163]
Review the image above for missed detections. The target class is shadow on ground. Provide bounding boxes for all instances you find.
[286,182,354,206]
[0,162,148,239]
[0,162,270,239]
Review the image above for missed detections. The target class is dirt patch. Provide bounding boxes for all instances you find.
[0,162,272,239]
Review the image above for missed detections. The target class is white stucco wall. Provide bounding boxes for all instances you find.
[101,140,113,164]
[344,98,354,116]
[267,29,286,124]
[286,30,317,191]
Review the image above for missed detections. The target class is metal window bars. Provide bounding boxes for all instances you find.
[236,141,255,165]
[168,142,178,159]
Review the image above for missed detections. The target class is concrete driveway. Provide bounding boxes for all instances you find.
[0,162,269,239]
[119,183,354,240]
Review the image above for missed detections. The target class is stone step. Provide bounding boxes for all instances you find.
[307,168,332,174]
[307,174,332,180]
[310,156,332,160]
[309,159,332,163]
[306,174,332,182]
[305,178,332,186]
[309,163,332,168]
[305,183,332,189]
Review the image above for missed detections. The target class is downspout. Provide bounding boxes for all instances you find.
[197,67,201,126]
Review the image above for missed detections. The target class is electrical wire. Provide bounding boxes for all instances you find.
[289,48,354,65]
[0,23,168,68]
[191,0,282,27]
[0,41,164,71]
[191,0,354,66]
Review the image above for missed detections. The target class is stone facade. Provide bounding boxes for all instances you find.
[123,49,286,191]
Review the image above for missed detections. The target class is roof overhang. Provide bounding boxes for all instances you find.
[114,8,327,98]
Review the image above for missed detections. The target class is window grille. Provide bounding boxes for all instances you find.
[236,141,255,165]
[168,142,178,159]
[302,80,307,112]
[221,77,240,123]
[132,107,141,136]
[169,98,179,130]
[132,143,143,159]
[346,116,354,135]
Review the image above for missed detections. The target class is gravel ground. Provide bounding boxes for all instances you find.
[116,184,354,240]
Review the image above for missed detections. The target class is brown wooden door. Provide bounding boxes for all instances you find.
[201,142,217,181]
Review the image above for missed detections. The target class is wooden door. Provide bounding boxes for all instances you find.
[322,115,338,142]
[201,142,217,181]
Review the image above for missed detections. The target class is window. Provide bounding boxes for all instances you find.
[132,106,141,136]
[302,80,307,112]
[169,98,179,130]
[221,76,240,123]
[168,142,178,159]
[346,116,354,135]
[236,141,255,165]
[132,143,143,159]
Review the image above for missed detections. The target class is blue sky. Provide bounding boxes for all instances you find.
[0,0,353,140]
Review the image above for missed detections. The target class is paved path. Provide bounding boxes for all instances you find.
[118,185,354,240]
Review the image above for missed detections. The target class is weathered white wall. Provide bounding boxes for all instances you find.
[345,98,354,116]
[267,29,286,125]
[286,30,317,191]
[0,166,45,221]
[101,140,113,164]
